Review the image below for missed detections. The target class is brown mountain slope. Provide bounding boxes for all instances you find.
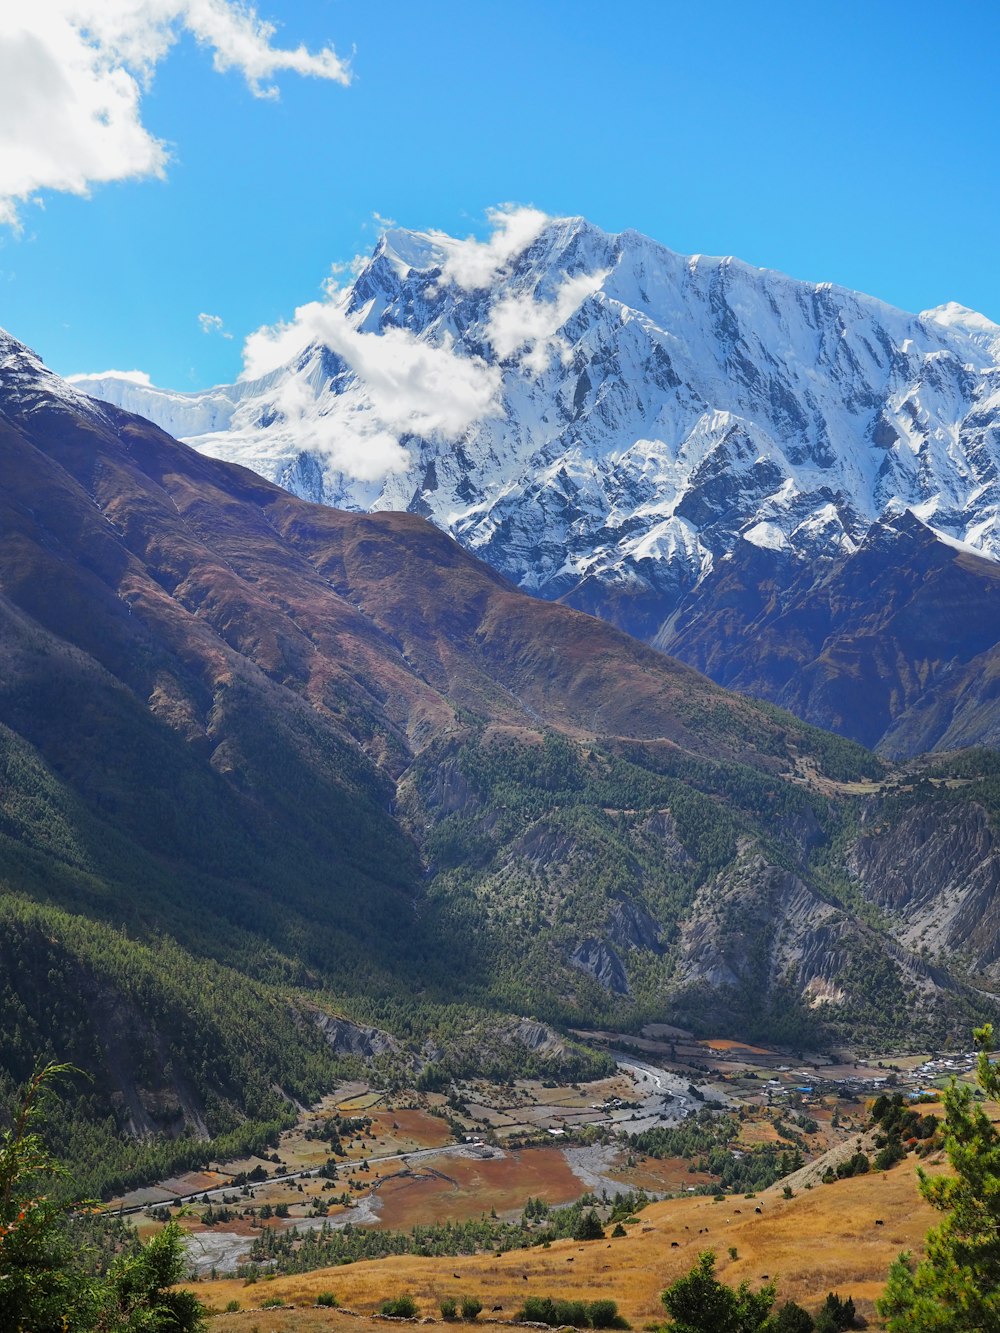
[658,509,1000,754]
[0,351,853,781]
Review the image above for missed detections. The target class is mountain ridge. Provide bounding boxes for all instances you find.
[64,216,1000,749]
[66,215,1000,576]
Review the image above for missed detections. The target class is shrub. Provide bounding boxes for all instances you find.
[316,1291,338,1308]
[814,1292,856,1331]
[224,1300,241,1312]
[381,1295,419,1318]
[461,1296,483,1320]
[440,1297,458,1320]
[573,1208,605,1241]
[588,1298,628,1328]
[261,1296,285,1308]
[873,1141,905,1172]
[516,1295,628,1328]
[612,1222,627,1237]
[835,1152,870,1180]
[772,1301,815,1332]
[661,1251,775,1333]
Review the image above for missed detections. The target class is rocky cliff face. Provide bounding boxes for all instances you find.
[849,798,1000,977]
[4,321,1000,1095]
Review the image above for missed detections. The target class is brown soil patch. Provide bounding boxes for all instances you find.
[161,1171,230,1194]
[368,1110,453,1152]
[736,1121,785,1147]
[704,1039,773,1055]
[374,1148,582,1230]
[617,1157,713,1193]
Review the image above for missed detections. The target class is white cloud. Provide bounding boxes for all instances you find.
[427,205,549,291]
[198,310,232,338]
[487,268,608,375]
[265,373,410,483]
[0,2,351,227]
[241,292,501,483]
[67,367,152,384]
[326,253,368,287]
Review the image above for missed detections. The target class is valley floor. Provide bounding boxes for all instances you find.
[110,1032,974,1301]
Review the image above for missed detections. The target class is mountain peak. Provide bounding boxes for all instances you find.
[377,226,448,276]
[65,216,1000,652]
[920,300,1000,351]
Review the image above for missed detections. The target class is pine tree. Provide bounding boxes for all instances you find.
[660,1250,775,1333]
[0,1062,205,1332]
[573,1208,605,1241]
[0,1062,101,1332]
[878,1024,1000,1331]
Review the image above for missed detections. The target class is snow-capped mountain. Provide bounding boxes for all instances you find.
[70,217,1000,643]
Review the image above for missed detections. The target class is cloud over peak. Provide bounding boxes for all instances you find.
[240,290,501,483]
[429,205,550,291]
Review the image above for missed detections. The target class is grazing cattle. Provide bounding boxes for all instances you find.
[522,1275,528,1281]
[453,1274,461,1279]
[733,1209,741,1214]
[875,1219,885,1226]
[755,1207,762,1214]
[492,1306,503,1313]
[761,1275,769,1281]
[566,1257,574,1262]
[671,1241,680,1248]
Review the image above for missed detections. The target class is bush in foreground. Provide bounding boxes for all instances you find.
[381,1294,419,1318]
[517,1295,629,1328]
[660,1251,775,1332]
[771,1300,815,1331]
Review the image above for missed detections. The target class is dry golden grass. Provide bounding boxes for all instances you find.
[198,1158,941,1330]
[206,1313,384,1333]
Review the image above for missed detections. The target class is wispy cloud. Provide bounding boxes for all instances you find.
[198,311,233,338]
[487,268,608,375]
[0,2,351,227]
[428,205,549,291]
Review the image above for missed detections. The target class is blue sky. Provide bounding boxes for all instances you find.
[2,0,998,389]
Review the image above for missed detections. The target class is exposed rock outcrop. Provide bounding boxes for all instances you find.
[569,938,630,995]
[849,800,1000,976]
[312,1014,402,1061]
